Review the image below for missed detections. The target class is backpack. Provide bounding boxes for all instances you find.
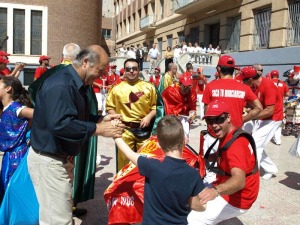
[201,128,258,178]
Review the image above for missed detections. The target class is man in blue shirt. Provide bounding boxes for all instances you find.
[27,45,125,225]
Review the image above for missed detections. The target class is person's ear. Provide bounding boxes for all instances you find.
[6,85,12,93]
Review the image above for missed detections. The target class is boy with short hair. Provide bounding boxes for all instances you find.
[114,115,206,225]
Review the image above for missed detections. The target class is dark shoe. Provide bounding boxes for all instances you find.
[72,207,87,217]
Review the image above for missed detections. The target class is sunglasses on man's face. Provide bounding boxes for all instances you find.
[125,66,138,72]
[205,114,228,125]
[258,69,263,72]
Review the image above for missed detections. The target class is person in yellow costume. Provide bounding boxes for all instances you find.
[106,58,157,171]
[164,63,180,89]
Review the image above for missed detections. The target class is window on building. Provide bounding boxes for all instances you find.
[167,35,172,48]
[160,0,164,19]
[253,8,271,49]
[190,27,199,45]
[31,10,42,55]
[287,0,300,45]
[132,13,136,31]
[178,32,185,45]
[13,9,25,54]
[158,38,163,52]
[170,0,177,15]
[0,8,7,51]
[226,16,240,52]
[0,4,47,56]
[102,29,112,39]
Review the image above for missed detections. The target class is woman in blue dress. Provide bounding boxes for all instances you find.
[0,76,33,200]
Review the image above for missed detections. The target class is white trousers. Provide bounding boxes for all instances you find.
[197,94,204,120]
[273,121,283,144]
[252,120,281,174]
[27,148,74,225]
[188,195,247,225]
[95,90,107,115]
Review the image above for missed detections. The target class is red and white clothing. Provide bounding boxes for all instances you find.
[216,129,259,209]
[162,83,196,116]
[93,76,108,115]
[0,67,11,76]
[254,77,283,121]
[188,129,259,224]
[192,76,207,119]
[272,78,288,145]
[107,73,121,87]
[149,75,161,87]
[252,77,282,175]
[202,79,258,128]
[272,78,289,99]
[34,67,48,80]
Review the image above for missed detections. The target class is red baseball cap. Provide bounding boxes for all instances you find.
[179,74,193,86]
[294,65,300,75]
[203,100,230,119]
[39,55,51,63]
[110,64,117,69]
[217,55,235,68]
[241,66,257,79]
[0,50,10,56]
[270,70,279,77]
[197,67,202,73]
[0,55,9,64]
[119,68,125,75]
[154,67,160,72]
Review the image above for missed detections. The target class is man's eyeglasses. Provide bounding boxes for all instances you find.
[205,114,228,125]
[125,66,138,72]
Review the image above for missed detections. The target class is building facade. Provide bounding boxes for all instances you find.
[113,0,300,76]
[0,0,102,85]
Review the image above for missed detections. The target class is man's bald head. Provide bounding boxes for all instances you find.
[63,43,81,61]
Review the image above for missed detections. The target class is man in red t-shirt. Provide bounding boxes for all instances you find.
[149,67,161,87]
[162,73,197,141]
[241,66,283,180]
[0,51,25,77]
[188,100,259,225]
[202,55,262,128]
[34,55,51,80]
[192,67,207,119]
[107,65,121,88]
[270,70,289,145]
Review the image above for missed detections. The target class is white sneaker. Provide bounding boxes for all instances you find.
[96,155,102,165]
[262,173,275,180]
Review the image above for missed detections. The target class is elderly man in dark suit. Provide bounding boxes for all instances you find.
[136,44,145,71]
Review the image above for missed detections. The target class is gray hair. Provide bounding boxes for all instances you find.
[73,48,100,67]
[63,43,81,60]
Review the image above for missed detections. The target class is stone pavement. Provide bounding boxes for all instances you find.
[74,117,300,225]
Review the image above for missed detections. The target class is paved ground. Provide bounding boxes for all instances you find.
[74,116,300,225]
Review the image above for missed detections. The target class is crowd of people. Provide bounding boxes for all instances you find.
[117,42,221,75]
[0,43,299,225]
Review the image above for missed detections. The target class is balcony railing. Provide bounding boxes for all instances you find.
[139,15,156,30]
[174,0,197,11]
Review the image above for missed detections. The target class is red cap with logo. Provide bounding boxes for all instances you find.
[179,74,193,86]
[294,65,300,75]
[39,55,51,63]
[241,66,257,79]
[154,67,160,72]
[110,64,117,69]
[0,55,9,64]
[203,100,230,119]
[217,55,235,68]
[0,50,10,56]
[270,70,279,77]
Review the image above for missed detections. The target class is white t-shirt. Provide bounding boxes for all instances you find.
[148,48,160,59]
[119,47,127,57]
